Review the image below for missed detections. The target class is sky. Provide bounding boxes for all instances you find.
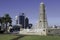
[0,0,60,26]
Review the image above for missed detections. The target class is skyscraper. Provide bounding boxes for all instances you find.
[39,2,48,29]
[19,13,25,28]
[25,17,29,29]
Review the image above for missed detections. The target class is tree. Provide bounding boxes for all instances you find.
[0,17,2,25]
[0,14,12,33]
[0,17,2,30]
[9,19,12,26]
[0,17,5,33]
[4,14,12,33]
[0,17,5,29]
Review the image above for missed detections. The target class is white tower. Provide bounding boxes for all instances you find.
[39,2,48,29]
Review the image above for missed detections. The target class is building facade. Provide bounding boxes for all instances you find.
[25,17,29,29]
[19,13,25,28]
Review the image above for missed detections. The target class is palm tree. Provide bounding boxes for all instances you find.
[4,14,12,32]
[0,14,12,33]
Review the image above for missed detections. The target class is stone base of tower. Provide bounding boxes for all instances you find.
[19,29,47,36]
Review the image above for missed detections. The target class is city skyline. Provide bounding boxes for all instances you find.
[0,0,60,26]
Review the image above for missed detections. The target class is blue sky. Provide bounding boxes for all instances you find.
[0,0,60,26]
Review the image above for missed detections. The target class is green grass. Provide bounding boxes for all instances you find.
[0,34,60,40]
[0,34,18,40]
[19,35,60,40]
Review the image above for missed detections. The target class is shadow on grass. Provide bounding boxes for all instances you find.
[11,35,25,40]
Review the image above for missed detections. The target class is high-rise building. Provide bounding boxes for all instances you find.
[38,2,48,29]
[25,17,29,29]
[19,13,32,29]
[19,13,25,28]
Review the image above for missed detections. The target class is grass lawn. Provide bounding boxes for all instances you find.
[0,34,18,40]
[19,35,60,40]
[0,34,60,40]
